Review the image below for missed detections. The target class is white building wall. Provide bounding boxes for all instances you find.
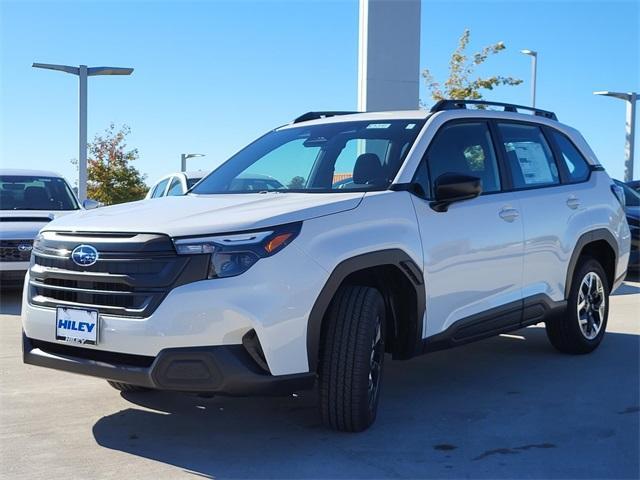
[357,0,422,112]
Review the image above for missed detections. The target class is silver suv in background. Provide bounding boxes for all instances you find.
[0,170,82,286]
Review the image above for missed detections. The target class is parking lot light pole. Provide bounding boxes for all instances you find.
[32,63,134,202]
[594,91,638,182]
[520,50,538,108]
[181,153,205,172]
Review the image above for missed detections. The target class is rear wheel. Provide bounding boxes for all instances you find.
[107,381,150,393]
[546,257,609,354]
[319,285,386,432]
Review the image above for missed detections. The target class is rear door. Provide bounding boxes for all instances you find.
[411,120,525,338]
[493,121,586,303]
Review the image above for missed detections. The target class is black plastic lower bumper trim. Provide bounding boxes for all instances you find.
[23,334,316,396]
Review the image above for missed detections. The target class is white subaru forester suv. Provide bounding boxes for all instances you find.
[22,100,631,432]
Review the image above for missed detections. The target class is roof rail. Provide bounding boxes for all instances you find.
[293,111,360,124]
[430,99,558,121]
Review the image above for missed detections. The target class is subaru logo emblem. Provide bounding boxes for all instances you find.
[71,245,99,267]
[17,243,33,252]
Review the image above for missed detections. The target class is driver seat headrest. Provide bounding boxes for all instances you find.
[24,186,50,208]
[353,153,383,185]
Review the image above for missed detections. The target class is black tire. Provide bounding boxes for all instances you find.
[546,257,609,354]
[107,380,150,393]
[319,285,386,432]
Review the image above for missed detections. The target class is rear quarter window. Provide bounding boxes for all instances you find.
[549,130,590,183]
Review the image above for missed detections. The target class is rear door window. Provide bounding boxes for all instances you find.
[497,123,560,189]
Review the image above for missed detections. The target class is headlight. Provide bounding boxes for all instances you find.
[173,222,302,278]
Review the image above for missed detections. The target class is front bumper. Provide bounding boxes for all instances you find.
[22,242,329,376]
[23,333,315,395]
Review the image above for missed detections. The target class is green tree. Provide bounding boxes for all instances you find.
[287,176,305,189]
[80,124,148,205]
[422,29,522,103]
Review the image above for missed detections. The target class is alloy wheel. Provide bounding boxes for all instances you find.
[577,271,606,340]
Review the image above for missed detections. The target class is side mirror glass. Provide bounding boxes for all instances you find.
[82,199,102,210]
[430,173,482,212]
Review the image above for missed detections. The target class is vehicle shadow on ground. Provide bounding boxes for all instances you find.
[92,327,640,479]
[0,288,22,316]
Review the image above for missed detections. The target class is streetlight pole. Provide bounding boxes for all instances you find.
[520,50,538,108]
[32,63,134,202]
[181,153,205,172]
[594,91,638,181]
[79,65,88,202]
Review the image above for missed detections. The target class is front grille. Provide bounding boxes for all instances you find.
[28,231,209,317]
[0,239,33,262]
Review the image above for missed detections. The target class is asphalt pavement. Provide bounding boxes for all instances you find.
[1,282,638,479]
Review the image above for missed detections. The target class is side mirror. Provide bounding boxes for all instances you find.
[82,199,102,210]
[430,173,482,212]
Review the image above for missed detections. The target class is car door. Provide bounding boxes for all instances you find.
[410,120,524,338]
[494,122,590,303]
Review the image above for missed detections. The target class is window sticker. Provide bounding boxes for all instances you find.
[366,123,391,129]
[513,142,554,184]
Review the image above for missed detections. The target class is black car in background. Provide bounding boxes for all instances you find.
[614,179,639,275]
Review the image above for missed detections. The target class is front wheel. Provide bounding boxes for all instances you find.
[319,285,386,432]
[546,257,609,354]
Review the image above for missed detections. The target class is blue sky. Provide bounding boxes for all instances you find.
[1,0,638,185]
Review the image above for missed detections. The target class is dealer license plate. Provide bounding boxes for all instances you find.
[55,307,99,345]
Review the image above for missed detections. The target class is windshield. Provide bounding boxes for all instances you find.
[0,175,79,211]
[192,119,425,194]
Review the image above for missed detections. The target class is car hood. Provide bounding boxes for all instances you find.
[43,192,365,237]
[0,210,77,240]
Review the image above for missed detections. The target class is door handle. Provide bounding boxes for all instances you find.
[566,195,581,210]
[499,207,520,222]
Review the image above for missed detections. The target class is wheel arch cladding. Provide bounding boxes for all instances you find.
[306,249,425,372]
[565,228,618,298]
